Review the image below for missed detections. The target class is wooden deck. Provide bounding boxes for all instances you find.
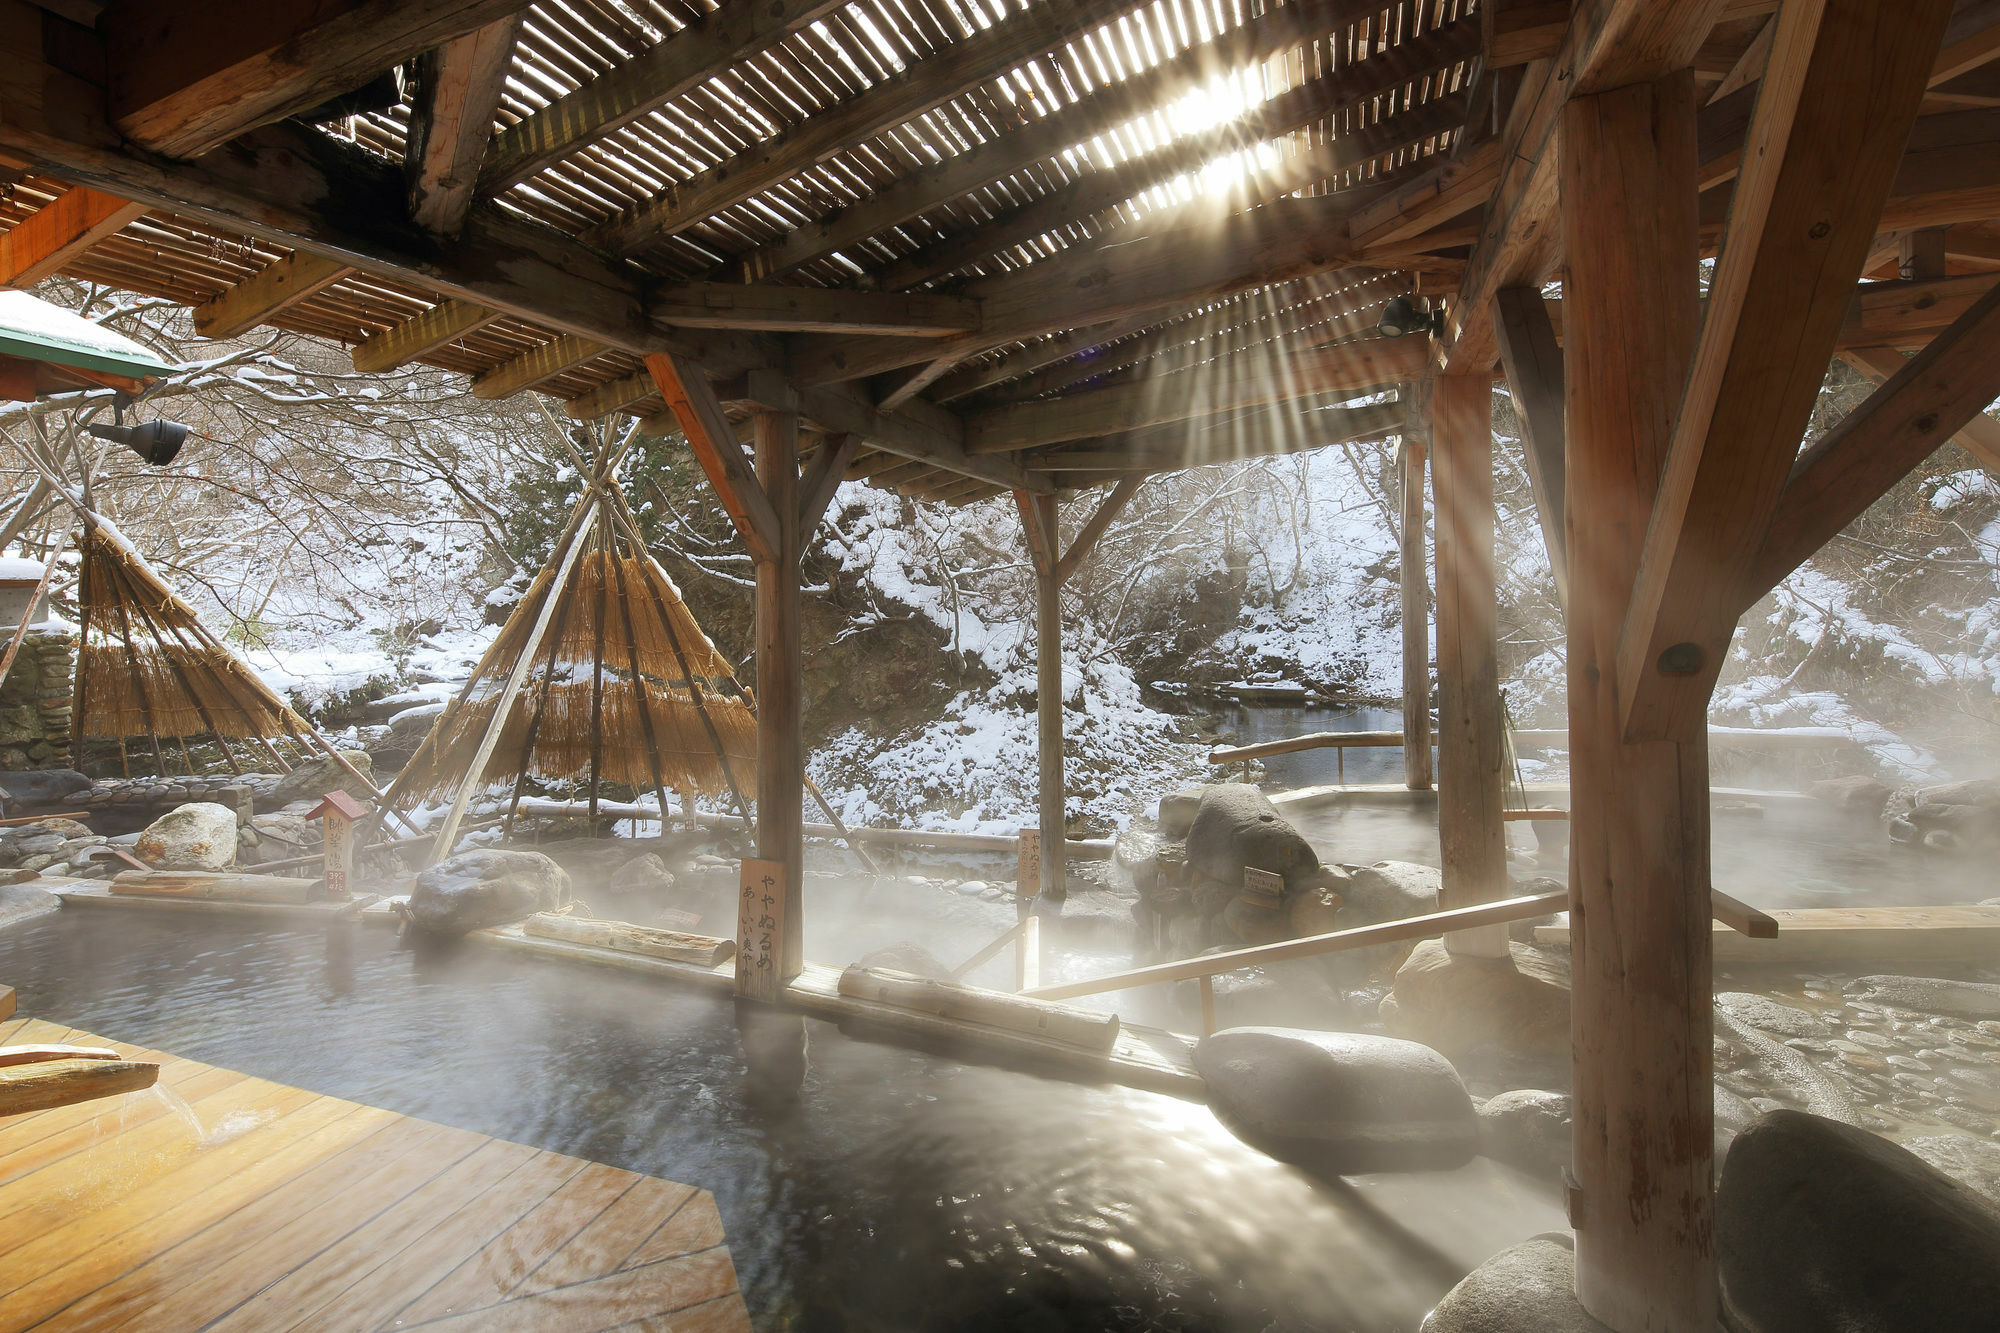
[0,1016,749,1332]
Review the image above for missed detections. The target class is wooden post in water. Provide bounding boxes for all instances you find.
[308,790,365,899]
[1398,382,1433,792]
[1430,373,1507,957]
[1560,71,1714,1327]
[754,408,805,980]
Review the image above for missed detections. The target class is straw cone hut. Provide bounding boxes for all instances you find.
[378,464,756,838]
[73,513,323,775]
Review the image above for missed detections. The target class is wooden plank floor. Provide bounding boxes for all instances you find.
[0,1017,749,1332]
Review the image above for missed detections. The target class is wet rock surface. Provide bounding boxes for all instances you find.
[1183,784,1318,891]
[1422,1234,1611,1333]
[134,802,238,871]
[1194,1026,1478,1175]
[1381,939,1571,1063]
[409,849,569,934]
[1475,1090,1571,1178]
[1718,1109,2000,1333]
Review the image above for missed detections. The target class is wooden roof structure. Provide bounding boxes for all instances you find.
[4,4,2000,1330]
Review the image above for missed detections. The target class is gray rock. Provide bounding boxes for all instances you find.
[1718,1110,2000,1332]
[854,940,951,979]
[16,853,58,872]
[1422,1234,1611,1333]
[249,813,319,850]
[1846,974,2000,1019]
[1916,778,2000,809]
[270,752,376,807]
[1183,784,1318,893]
[0,883,59,930]
[1808,775,1891,815]
[0,768,90,808]
[1179,960,1344,1030]
[134,802,238,871]
[15,833,65,856]
[1714,1011,1859,1125]
[1193,1026,1478,1174]
[1717,992,1822,1040]
[1111,827,1159,896]
[609,853,678,895]
[1338,860,1441,925]
[408,849,569,935]
[1476,1089,1572,1177]
[1156,787,1205,842]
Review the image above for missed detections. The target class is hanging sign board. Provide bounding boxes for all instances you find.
[1017,829,1041,899]
[1241,867,1285,907]
[736,857,788,1001]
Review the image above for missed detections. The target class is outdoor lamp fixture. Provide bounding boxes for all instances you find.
[1377,295,1442,339]
[87,418,191,466]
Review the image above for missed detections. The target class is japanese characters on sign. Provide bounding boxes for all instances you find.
[736,857,788,1000]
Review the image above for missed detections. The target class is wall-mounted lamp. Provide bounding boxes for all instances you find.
[1377,294,1442,339]
[87,418,190,466]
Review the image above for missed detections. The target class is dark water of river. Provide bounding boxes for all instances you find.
[0,912,1562,1331]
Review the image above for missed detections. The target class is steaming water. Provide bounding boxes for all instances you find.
[1228,704,1996,908]
[0,913,1563,1330]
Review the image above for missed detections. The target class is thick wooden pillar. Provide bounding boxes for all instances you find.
[754,409,805,978]
[1399,382,1433,792]
[1561,72,1715,1330]
[1030,492,1066,901]
[1430,373,1507,957]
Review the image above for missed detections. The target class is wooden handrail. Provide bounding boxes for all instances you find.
[1210,724,1856,765]
[1023,891,1570,1000]
[1207,730,1405,763]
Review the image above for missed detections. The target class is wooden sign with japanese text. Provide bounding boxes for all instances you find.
[1017,829,1040,899]
[736,857,788,1001]
[308,790,367,901]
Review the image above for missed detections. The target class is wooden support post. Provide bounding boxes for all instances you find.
[1018,492,1067,902]
[1430,373,1506,957]
[1561,71,1716,1331]
[1493,286,1569,603]
[754,408,805,981]
[1398,383,1434,792]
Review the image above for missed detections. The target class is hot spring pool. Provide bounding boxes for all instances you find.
[0,911,1563,1331]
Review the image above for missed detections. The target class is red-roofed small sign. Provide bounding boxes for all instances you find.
[307,790,368,822]
[308,790,368,898]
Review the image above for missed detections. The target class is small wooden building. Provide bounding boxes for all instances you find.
[0,2,1996,1326]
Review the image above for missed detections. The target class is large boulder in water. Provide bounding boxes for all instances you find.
[1193,1027,1477,1174]
[270,751,376,806]
[1337,860,1439,925]
[134,802,238,870]
[1423,1234,1611,1333]
[1183,784,1317,892]
[1717,1109,2000,1332]
[1380,938,1570,1061]
[408,849,568,934]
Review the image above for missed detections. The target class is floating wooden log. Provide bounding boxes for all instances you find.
[110,871,319,904]
[837,965,1120,1054]
[0,1044,121,1069]
[0,1056,158,1117]
[521,912,734,967]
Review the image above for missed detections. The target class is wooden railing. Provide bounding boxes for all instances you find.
[1026,887,1778,1033]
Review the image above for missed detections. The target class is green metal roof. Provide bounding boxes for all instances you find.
[0,290,177,381]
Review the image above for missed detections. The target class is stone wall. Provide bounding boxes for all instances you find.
[0,629,74,770]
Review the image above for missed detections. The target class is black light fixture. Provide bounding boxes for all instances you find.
[1377,294,1441,339]
[87,418,191,466]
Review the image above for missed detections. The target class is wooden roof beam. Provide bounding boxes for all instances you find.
[350,298,501,374]
[1442,0,1737,373]
[0,24,779,379]
[784,379,1052,494]
[880,86,1473,294]
[583,0,1152,255]
[728,0,1437,283]
[652,284,980,336]
[404,14,520,239]
[1616,0,1955,742]
[191,249,351,340]
[469,333,606,400]
[102,0,535,158]
[1752,281,2000,596]
[476,0,845,195]
[965,336,1427,454]
[564,372,656,421]
[645,353,781,565]
[791,193,1396,389]
[1034,400,1405,473]
[0,184,144,288]
[1839,343,2000,477]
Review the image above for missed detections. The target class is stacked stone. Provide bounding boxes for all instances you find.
[78,772,283,821]
[0,629,75,771]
